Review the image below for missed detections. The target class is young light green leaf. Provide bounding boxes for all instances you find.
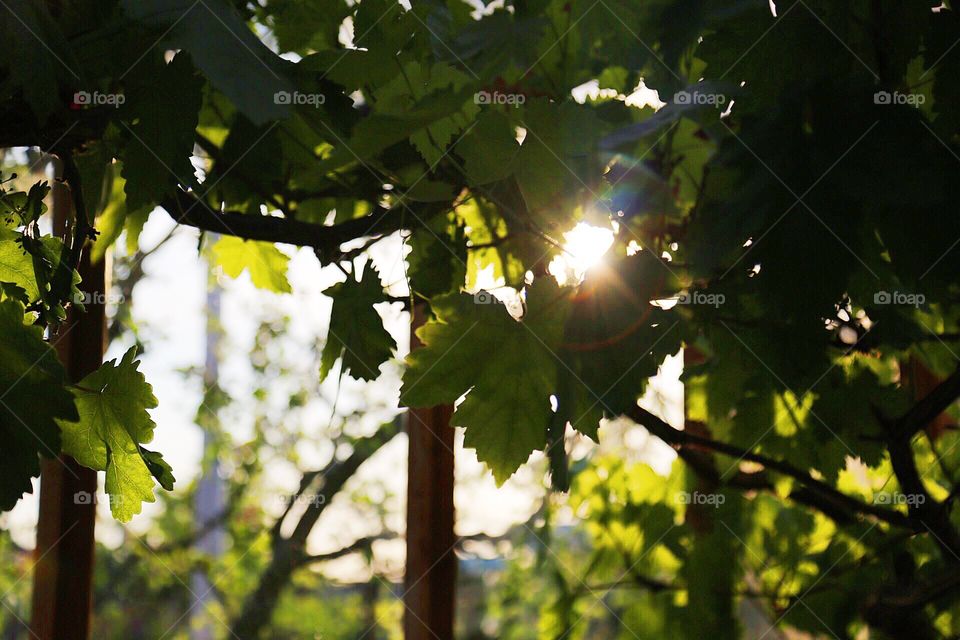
[0,229,39,301]
[211,235,291,293]
[91,169,152,263]
[58,347,173,521]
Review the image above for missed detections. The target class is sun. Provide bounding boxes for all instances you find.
[549,222,615,285]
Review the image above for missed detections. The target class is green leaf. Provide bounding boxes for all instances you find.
[407,212,467,298]
[597,65,630,92]
[1,182,50,227]
[121,52,204,211]
[58,347,172,521]
[316,81,479,174]
[401,279,570,483]
[0,229,39,301]
[515,101,604,224]
[374,61,480,166]
[0,299,77,511]
[211,235,291,293]
[559,251,683,437]
[140,446,176,491]
[206,115,284,210]
[123,0,294,124]
[91,169,151,262]
[0,0,76,123]
[16,233,83,323]
[267,0,351,53]
[124,206,151,255]
[320,265,396,382]
[456,110,520,185]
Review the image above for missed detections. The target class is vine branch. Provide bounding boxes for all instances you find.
[627,405,914,529]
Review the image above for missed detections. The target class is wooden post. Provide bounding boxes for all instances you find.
[30,160,104,640]
[404,307,457,640]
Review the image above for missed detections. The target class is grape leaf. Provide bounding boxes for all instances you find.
[515,100,604,225]
[407,213,467,299]
[374,61,480,166]
[456,110,520,185]
[559,251,684,437]
[123,0,294,124]
[0,0,75,123]
[121,52,204,211]
[401,279,570,483]
[320,265,396,382]
[58,347,173,521]
[140,446,175,491]
[267,0,351,53]
[17,233,84,324]
[0,229,39,301]
[0,299,77,511]
[211,235,291,293]
[91,169,151,262]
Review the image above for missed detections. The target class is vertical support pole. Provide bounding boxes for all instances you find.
[404,306,456,640]
[30,161,104,639]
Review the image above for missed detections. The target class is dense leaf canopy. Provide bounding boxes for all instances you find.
[3,0,960,636]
